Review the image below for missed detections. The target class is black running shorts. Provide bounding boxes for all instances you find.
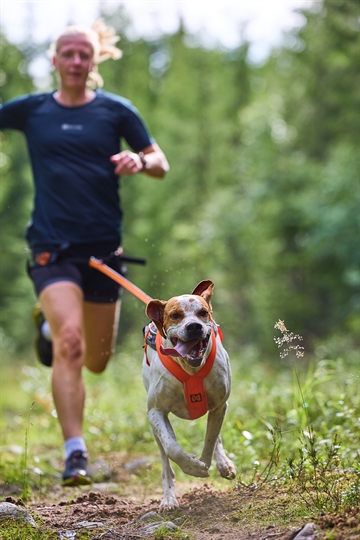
[27,242,124,303]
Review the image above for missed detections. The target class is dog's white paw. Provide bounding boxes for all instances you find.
[159,493,179,512]
[177,454,209,477]
[217,458,236,480]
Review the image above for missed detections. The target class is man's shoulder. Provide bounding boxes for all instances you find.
[11,92,52,103]
[4,92,52,110]
[95,90,139,115]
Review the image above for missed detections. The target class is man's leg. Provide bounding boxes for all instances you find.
[39,281,91,485]
[38,283,121,484]
[39,281,86,442]
[83,299,121,373]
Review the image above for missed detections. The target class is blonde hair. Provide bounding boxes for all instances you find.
[49,18,122,88]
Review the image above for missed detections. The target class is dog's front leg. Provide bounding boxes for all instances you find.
[200,403,234,476]
[214,436,236,479]
[148,408,209,478]
[200,404,236,479]
[200,403,228,467]
[152,432,179,511]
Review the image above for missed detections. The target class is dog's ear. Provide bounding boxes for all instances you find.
[146,299,167,336]
[192,280,214,304]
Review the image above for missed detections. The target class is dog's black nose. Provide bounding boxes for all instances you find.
[186,322,203,336]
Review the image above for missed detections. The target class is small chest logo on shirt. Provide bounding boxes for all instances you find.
[61,124,83,131]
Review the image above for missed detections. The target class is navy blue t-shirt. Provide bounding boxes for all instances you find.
[0,90,154,246]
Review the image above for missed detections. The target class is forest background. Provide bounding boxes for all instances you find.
[0,0,359,364]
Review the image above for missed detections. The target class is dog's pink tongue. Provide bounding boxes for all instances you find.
[160,339,199,358]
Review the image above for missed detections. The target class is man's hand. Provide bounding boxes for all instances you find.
[110,144,169,179]
[110,150,143,176]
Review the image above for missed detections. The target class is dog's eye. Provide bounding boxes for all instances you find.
[198,309,209,318]
[170,312,182,320]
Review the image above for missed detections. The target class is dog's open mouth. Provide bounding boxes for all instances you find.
[160,335,211,367]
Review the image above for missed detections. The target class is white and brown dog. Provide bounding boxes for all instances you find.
[142,280,236,510]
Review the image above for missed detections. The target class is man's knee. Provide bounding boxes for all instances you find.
[85,348,114,373]
[57,325,84,364]
[87,364,107,374]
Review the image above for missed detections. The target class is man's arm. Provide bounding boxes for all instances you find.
[110,143,169,179]
[0,94,30,131]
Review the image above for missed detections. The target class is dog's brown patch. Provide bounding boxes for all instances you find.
[162,298,185,329]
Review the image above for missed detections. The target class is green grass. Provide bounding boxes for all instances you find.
[0,521,61,540]
[1,332,359,514]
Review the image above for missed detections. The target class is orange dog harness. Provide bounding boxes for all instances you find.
[145,325,222,420]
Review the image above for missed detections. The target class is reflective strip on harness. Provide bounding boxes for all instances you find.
[155,329,218,420]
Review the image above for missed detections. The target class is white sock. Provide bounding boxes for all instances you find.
[41,321,52,341]
[64,437,87,460]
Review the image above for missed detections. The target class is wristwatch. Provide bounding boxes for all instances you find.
[138,151,148,170]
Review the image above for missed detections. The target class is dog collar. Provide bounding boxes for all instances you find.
[155,328,218,420]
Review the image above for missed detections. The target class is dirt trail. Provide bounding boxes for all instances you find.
[4,481,359,539]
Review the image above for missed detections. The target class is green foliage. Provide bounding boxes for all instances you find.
[151,523,191,540]
[0,35,36,352]
[341,465,360,507]
[0,521,59,540]
[0,2,359,357]
[280,0,359,158]
[103,2,359,352]
[1,339,358,501]
[285,430,356,512]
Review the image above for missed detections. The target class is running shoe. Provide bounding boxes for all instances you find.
[62,450,92,487]
[32,303,53,367]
